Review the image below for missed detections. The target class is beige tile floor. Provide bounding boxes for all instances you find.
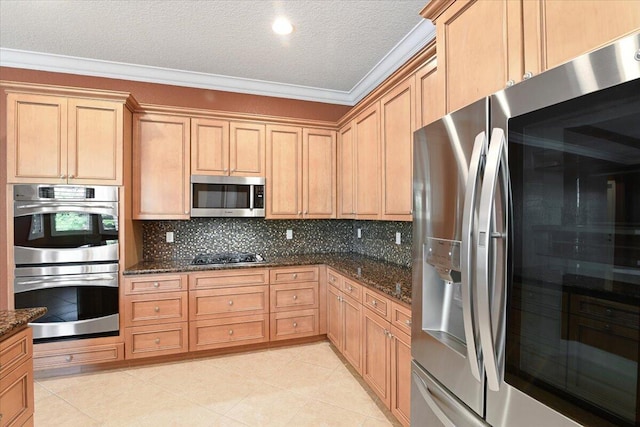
[33,341,402,426]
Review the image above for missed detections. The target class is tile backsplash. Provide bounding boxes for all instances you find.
[143,218,412,266]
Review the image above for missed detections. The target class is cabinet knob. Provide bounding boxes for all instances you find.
[347,286,353,292]
[405,319,412,326]
[155,338,160,344]
[68,174,75,179]
[634,49,640,61]
[224,169,228,173]
[231,169,236,172]
[293,273,298,279]
[331,277,336,282]
[65,355,73,362]
[337,295,341,301]
[298,211,302,215]
[372,300,378,307]
[154,306,160,312]
[293,322,298,328]
[506,80,515,88]
[304,211,308,215]
[153,282,160,288]
[229,330,234,335]
[228,300,234,306]
[605,308,613,317]
[522,71,534,80]
[293,295,298,300]
[60,174,66,179]
[604,324,611,332]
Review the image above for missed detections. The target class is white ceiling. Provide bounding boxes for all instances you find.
[0,0,434,105]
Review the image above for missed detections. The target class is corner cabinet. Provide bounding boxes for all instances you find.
[423,0,640,114]
[266,125,336,219]
[6,89,131,185]
[191,119,265,177]
[133,113,191,219]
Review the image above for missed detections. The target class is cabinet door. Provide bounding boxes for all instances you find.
[391,328,411,427]
[230,122,265,176]
[338,122,356,219]
[326,285,343,350]
[343,294,362,374]
[437,0,523,113]
[67,98,123,185]
[381,77,415,221]
[133,113,190,219]
[6,93,68,183]
[415,56,443,129]
[303,128,336,218]
[354,103,381,219]
[191,118,229,175]
[362,308,391,407]
[266,125,302,218]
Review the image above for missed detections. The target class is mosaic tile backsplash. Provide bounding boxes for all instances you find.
[143,219,412,266]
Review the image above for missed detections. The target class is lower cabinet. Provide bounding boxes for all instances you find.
[0,328,34,427]
[269,266,320,340]
[391,324,411,426]
[327,269,363,373]
[125,322,189,359]
[33,343,124,369]
[362,307,393,408]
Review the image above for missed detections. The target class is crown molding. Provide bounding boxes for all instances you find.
[0,20,435,106]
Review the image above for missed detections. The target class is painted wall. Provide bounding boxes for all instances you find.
[143,219,412,267]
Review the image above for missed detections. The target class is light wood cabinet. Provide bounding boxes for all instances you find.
[380,76,415,221]
[362,307,392,407]
[415,56,442,128]
[33,343,124,370]
[123,273,189,359]
[0,328,33,427]
[191,119,265,177]
[6,92,126,185]
[269,266,320,340]
[390,304,412,427]
[133,113,191,219]
[188,269,270,352]
[337,122,356,218]
[327,270,363,373]
[424,0,640,114]
[266,125,336,219]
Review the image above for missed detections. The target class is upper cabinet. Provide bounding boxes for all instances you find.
[415,56,443,128]
[380,76,415,221]
[133,113,191,219]
[337,122,356,219]
[6,90,130,185]
[191,119,265,177]
[266,125,336,219]
[423,0,640,114]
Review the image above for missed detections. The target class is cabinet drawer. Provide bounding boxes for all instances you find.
[124,274,186,295]
[189,315,268,351]
[0,358,34,427]
[270,309,319,341]
[270,266,319,284]
[190,286,269,320]
[124,291,188,326]
[391,302,412,337]
[270,282,318,312]
[0,328,32,379]
[327,269,342,289]
[342,278,362,303]
[363,289,391,322]
[33,343,124,370]
[570,294,639,328]
[125,322,188,359]
[189,269,269,290]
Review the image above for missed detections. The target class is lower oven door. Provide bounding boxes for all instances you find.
[14,264,120,341]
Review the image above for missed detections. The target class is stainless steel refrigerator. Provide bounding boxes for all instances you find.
[411,32,640,427]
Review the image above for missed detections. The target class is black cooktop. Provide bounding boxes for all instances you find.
[191,252,265,265]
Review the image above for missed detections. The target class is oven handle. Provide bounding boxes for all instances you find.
[461,131,486,382]
[476,128,508,392]
[14,203,118,217]
[14,274,119,293]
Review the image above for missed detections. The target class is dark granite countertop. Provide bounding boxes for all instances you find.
[0,308,47,341]
[124,253,412,305]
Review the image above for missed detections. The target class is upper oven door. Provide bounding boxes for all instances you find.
[14,201,119,264]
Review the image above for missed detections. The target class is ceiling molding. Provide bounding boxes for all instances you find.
[0,20,435,106]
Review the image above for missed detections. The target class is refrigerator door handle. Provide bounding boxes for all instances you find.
[413,371,457,427]
[461,131,486,382]
[476,128,508,391]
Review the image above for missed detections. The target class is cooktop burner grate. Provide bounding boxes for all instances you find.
[191,252,264,265]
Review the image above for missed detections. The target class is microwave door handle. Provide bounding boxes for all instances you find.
[250,185,254,210]
[461,131,486,382]
[476,128,508,392]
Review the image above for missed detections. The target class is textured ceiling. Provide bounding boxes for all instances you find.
[0,0,432,103]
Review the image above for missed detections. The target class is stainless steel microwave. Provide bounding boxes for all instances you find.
[190,175,265,217]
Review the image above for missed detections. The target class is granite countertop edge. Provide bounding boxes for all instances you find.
[0,307,47,341]
[124,253,413,305]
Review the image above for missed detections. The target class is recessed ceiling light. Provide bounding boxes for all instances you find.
[272,17,293,35]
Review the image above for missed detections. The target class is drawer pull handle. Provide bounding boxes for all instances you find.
[155,338,160,344]
[605,308,613,317]
[229,330,234,335]
[331,277,336,282]
[372,300,378,307]
[293,295,298,300]
[604,324,611,331]
[405,320,412,326]
[337,295,341,301]
[154,306,160,312]
[66,355,73,362]
[347,286,353,292]
[293,273,298,279]
[293,322,298,328]
[229,300,234,306]
[153,282,160,288]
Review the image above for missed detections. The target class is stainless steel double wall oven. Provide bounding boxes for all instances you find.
[412,33,640,427]
[13,184,120,341]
